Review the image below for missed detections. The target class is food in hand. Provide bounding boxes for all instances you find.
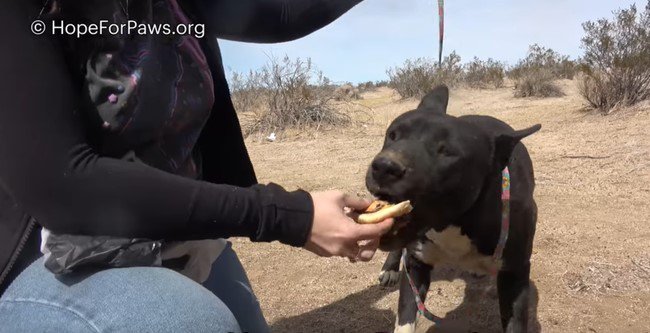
[357,200,413,224]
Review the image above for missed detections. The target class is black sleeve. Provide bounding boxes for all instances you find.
[191,0,363,43]
[0,0,313,247]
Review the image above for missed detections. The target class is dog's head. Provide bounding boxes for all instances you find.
[366,85,540,251]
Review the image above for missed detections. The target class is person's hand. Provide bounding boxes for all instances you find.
[304,191,394,262]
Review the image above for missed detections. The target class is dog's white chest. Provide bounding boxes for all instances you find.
[411,226,500,275]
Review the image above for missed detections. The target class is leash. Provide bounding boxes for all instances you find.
[437,0,444,67]
[401,250,444,324]
[401,167,511,324]
[491,166,510,275]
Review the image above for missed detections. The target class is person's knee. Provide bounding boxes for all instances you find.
[0,298,99,333]
[2,259,241,332]
[138,268,241,332]
[78,266,241,332]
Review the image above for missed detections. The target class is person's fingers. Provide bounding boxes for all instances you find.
[356,238,379,262]
[342,194,371,211]
[342,242,360,260]
[352,218,395,240]
[345,210,361,220]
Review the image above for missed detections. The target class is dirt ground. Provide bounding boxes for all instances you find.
[234,81,650,333]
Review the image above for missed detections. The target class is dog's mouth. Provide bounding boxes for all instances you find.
[372,188,411,213]
[369,190,416,249]
[389,214,412,234]
[372,188,407,204]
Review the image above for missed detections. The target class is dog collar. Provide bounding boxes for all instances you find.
[401,166,511,324]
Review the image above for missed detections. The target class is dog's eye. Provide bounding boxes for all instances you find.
[388,131,397,141]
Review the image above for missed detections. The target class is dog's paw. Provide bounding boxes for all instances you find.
[378,270,400,287]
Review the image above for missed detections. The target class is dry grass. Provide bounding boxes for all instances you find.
[564,258,650,294]
[234,80,650,333]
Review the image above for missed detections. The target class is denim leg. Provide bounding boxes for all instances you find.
[203,241,269,333]
[0,257,241,333]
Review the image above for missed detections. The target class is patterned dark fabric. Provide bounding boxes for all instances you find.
[83,0,213,178]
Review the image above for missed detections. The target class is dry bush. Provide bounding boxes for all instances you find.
[357,81,376,92]
[374,80,390,88]
[387,52,463,98]
[508,44,574,98]
[557,58,578,80]
[463,57,505,89]
[230,56,349,136]
[387,58,437,98]
[229,71,265,113]
[578,2,650,113]
[513,69,564,98]
[508,44,576,81]
[334,83,361,101]
[437,51,464,87]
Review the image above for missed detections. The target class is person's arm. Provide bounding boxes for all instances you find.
[190,0,363,43]
[0,1,312,246]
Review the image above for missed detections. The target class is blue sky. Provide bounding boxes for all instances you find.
[219,0,644,84]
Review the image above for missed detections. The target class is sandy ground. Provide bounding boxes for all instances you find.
[234,81,650,333]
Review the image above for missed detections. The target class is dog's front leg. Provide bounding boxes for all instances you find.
[379,249,402,287]
[497,264,531,333]
[394,254,432,333]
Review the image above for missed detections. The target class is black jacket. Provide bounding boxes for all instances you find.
[0,0,362,295]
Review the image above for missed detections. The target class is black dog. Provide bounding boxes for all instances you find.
[366,85,540,333]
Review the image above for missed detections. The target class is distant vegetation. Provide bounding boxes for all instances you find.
[509,44,571,98]
[228,2,648,135]
[386,51,462,98]
[229,56,349,136]
[464,57,506,89]
[507,44,577,82]
[577,1,650,113]
[385,46,568,99]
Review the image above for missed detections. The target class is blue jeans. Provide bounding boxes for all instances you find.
[0,241,269,333]
[202,241,269,333]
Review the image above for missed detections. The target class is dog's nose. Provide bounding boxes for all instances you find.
[372,157,406,180]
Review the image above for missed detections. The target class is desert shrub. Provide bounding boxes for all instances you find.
[513,70,564,98]
[508,44,574,97]
[437,51,464,87]
[229,71,265,113]
[374,80,390,88]
[508,44,576,81]
[387,51,463,98]
[557,58,578,80]
[387,58,436,98]
[463,57,506,89]
[230,56,349,135]
[578,2,650,113]
[334,83,361,101]
[357,81,375,91]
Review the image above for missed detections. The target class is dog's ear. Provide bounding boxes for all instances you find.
[493,124,541,169]
[417,85,449,115]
